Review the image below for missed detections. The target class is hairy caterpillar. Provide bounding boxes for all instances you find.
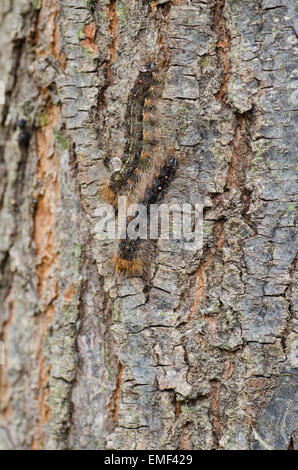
[112,154,179,276]
[102,60,167,205]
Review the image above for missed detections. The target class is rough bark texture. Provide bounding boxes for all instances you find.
[0,0,297,450]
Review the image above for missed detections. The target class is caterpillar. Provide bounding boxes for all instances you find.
[112,154,179,276]
[102,60,167,206]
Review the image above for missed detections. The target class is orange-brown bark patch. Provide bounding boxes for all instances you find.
[32,101,60,449]
[212,0,231,102]
[180,423,192,450]
[113,362,124,423]
[210,381,221,448]
[106,1,118,82]
[0,293,14,424]
[190,250,212,318]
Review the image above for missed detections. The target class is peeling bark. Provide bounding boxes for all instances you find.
[0,0,297,450]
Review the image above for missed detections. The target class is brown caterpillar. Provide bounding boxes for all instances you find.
[112,154,179,276]
[102,60,167,205]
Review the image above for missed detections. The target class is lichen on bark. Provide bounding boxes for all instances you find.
[0,0,296,450]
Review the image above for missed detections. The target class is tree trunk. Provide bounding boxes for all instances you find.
[0,0,296,450]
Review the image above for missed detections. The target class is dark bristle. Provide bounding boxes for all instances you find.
[18,130,31,145]
[119,239,141,261]
[142,156,179,206]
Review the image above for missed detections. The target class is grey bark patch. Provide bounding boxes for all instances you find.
[252,369,298,450]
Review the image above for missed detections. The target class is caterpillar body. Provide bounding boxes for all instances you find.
[102,61,166,206]
[112,155,179,276]
[100,58,181,278]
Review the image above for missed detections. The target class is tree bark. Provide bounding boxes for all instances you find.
[0,0,297,450]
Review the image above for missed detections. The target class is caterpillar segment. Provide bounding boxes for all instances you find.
[101,61,168,205]
[112,153,180,277]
